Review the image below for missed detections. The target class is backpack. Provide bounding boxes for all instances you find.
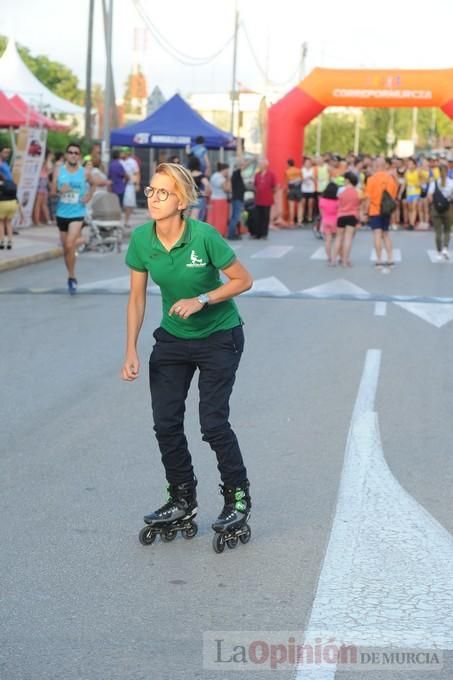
[190,143,207,173]
[432,181,450,213]
[0,178,17,200]
[380,188,397,217]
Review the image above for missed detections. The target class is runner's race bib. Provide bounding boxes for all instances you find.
[61,191,80,204]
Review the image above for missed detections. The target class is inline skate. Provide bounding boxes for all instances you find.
[139,479,198,546]
[211,480,251,553]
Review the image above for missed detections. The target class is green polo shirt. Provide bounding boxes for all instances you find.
[125,218,243,339]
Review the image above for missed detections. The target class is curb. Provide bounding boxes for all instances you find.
[0,247,63,273]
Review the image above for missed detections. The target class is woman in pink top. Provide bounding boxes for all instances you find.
[333,171,361,267]
[318,182,338,265]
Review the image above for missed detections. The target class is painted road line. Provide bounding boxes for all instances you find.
[301,279,369,298]
[371,248,402,263]
[394,302,453,328]
[78,276,161,294]
[427,249,453,264]
[244,276,291,296]
[251,245,294,259]
[310,247,327,261]
[374,301,387,316]
[3,287,453,307]
[294,349,453,680]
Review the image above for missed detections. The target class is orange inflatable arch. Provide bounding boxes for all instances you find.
[267,68,453,183]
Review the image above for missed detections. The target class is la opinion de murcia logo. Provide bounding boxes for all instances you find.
[186,250,207,268]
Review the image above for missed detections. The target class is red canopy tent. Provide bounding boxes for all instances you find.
[0,90,26,127]
[9,94,69,131]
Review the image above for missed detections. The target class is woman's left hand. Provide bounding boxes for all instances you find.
[169,297,204,319]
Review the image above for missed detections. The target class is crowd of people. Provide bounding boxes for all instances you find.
[283,151,453,265]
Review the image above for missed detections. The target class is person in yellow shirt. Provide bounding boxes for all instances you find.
[404,158,421,230]
[418,157,431,228]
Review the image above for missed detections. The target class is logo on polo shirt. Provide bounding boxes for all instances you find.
[186,250,207,268]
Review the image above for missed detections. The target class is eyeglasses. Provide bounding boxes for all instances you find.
[144,186,177,201]
[67,150,80,155]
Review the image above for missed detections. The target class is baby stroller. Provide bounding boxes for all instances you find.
[81,192,123,253]
[243,188,257,236]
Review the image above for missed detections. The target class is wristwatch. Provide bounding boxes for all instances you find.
[197,293,210,307]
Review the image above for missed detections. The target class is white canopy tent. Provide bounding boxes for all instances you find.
[0,38,84,115]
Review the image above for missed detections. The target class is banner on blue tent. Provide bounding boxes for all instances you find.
[133,133,192,146]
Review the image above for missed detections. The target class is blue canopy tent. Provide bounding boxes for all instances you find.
[110,94,235,149]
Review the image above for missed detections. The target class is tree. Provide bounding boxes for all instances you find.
[0,36,84,105]
[304,111,356,156]
[304,106,453,156]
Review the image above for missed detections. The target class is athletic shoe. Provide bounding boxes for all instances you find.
[442,247,450,260]
[68,278,78,295]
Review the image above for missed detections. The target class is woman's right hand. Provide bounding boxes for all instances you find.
[121,351,140,381]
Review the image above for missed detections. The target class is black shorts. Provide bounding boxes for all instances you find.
[56,216,85,232]
[302,192,315,200]
[337,215,358,228]
[288,188,302,202]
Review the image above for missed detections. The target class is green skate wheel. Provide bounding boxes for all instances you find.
[161,528,177,542]
[182,521,198,539]
[212,533,225,553]
[139,526,156,546]
[239,524,251,544]
[227,536,238,549]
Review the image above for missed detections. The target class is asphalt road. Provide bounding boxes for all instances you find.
[1,226,452,680]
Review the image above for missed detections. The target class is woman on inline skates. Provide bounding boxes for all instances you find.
[121,162,253,553]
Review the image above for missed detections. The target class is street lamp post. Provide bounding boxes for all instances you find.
[103,0,113,165]
[84,0,95,142]
[230,1,239,136]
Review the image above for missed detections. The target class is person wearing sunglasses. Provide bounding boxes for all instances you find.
[122,162,253,552]
[51,142,92,294]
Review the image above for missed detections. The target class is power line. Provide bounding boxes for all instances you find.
[132,0,235,66]
[240,21,300,87]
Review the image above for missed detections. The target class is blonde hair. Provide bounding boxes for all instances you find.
[155,162,198,206]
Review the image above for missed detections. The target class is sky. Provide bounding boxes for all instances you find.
[3,0,453,102]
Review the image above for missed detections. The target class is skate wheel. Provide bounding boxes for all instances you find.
[161,528,177,542]
[212,533,225,554]
[227,536,238,549]
[182,521,198,539]
[239,524,251,544]
[139,526,156,546]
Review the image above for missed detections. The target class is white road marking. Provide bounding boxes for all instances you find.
[370,248,401,262]
[374,301,387,316]
[78,276,160,293]
[295,349,453,679]
[394,302,453,328]
[310,247,327,261]
[251,245,294,259]
[244,276,291,296]
[301,279,369,297]
[427,250,453,264]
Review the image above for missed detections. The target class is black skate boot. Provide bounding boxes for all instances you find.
[211,480,251,553]
[139,479,198,546]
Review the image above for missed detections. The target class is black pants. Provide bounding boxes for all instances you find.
[149,325,247,487]
[254,205,271,238]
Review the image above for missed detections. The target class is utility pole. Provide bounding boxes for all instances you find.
[102,0,118,128]
[353,109,361,155]
[84,0,95,142]
[386,108,395,155]
[230,0,239,135]
[103,0,113,165]
[429,108,437,150]
[299,41,308,81]
[411,107,418,149]
[315,114,322,156]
